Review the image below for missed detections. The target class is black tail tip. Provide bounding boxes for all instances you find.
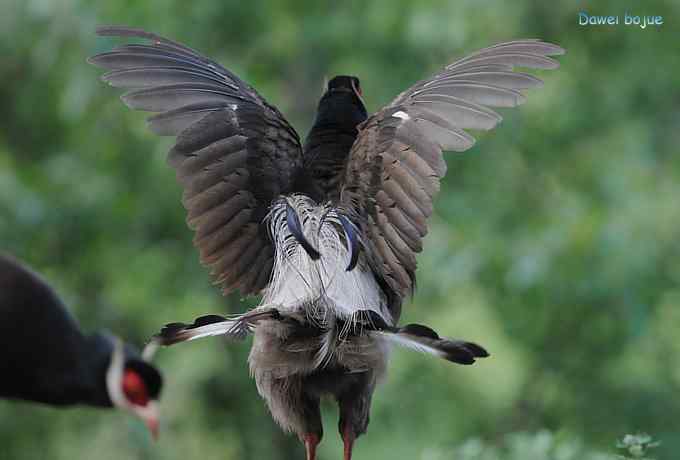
[155,322,191,346]
[155,314,227,346]
[442,341,490,365]
[463,341,490,358]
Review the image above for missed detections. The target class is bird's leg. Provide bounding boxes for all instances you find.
[257,374,323,460]
[302,433,320,460]
[341,423,356,460]
[297,391,323,460]
[336,373,375,460]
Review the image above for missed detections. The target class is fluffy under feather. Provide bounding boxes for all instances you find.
[262,195,391,325]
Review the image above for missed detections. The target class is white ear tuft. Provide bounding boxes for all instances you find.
[105,337,129,409]
[142,339,159,361]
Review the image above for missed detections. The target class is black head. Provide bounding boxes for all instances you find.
[316,75,367,128]
[326,75,362,96]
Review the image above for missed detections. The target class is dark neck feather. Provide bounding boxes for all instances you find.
[0,332,114,407]
[44,332,114,407]
[310,90,367,132]
[81,332,116,407]
[299,92,368,202]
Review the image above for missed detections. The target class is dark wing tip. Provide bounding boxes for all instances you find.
[92,25,200,61]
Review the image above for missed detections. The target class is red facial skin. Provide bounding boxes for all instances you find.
[122,369,149,406]
[122,368,159,440]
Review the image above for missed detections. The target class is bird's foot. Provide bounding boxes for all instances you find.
[302,433,320,460]
[342,424,356,460]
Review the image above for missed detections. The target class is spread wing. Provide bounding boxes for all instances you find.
[341,40,564,297]
[89,26,304,296]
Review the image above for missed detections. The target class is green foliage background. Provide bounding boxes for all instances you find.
[0,0,678,459]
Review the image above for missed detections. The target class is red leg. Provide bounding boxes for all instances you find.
[342,424,356,460]
[303,433,320,460]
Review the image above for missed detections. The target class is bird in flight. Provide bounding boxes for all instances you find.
[0,253,163,438]
[90,26,563,459]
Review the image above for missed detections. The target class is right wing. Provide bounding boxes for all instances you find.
[89,26,304,296]
[340,40,564,297]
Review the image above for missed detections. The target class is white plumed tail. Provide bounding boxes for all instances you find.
[262,195,391,325]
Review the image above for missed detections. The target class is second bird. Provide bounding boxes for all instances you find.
[0,253,163,438]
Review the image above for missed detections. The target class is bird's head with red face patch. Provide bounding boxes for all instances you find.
[105,338,163,439]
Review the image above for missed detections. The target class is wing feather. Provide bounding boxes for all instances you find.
[341,40,564,296]
[90,26,303,296]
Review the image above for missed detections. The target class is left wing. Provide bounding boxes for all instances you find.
[89,27,304,296]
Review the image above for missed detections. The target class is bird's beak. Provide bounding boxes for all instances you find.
[134,400,160,441]
[147,417,159,441]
